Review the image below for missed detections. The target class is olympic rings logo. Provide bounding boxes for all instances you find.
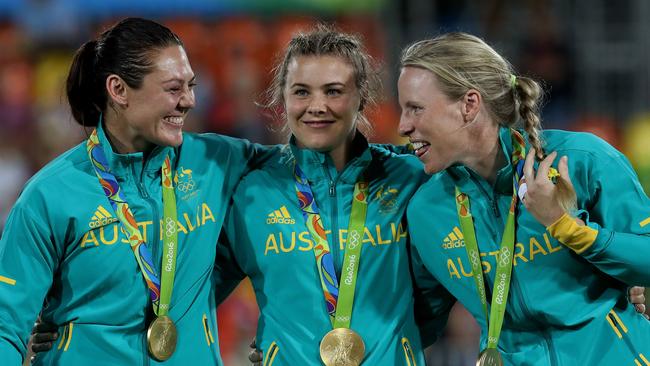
[165,217,177,237]
[470,250,480,267]
[176,180,195,192]
[347,231,361,250]
[498,248,511,267]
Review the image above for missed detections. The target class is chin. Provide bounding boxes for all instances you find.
[159,133,184,148]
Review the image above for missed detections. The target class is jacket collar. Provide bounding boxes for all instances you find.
[94,120,176,179]
[280,130,373,184]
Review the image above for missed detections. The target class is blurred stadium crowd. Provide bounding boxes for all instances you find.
[1,1,648,365]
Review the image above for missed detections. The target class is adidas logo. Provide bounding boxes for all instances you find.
[266,206,295,225]
[441,226,465,249]
[89,205,118,229]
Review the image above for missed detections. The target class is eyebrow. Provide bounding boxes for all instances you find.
[162,75,196,84]
[289,82,346,88]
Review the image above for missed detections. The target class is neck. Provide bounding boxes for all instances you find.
[103,113,153,155]
[463,124,506,185]
[329,131,358,172]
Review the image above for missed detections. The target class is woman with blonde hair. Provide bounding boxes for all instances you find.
[400,32,650,365]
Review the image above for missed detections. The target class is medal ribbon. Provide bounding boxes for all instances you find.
[86,129,178,317]
[294,163,369,329]
[454,129,526,350]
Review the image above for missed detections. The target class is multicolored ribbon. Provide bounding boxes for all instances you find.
[86,129,178,316]
[294,163,369,328]
[454,129,526,352]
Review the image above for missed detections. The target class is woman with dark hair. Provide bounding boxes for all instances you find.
[0,17,271,365]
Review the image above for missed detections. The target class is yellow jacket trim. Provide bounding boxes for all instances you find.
[547,213,598,254]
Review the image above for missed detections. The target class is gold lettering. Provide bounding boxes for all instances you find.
[265,234,280,255]
[391,222,398,241]
[397,222,408,241]
[543,233,563,254]
[363,227,376,246]
[279,232,296,253]
[513,242,528,266]
[376,225,391,245]
[529,237,548,261]
[480,252,492,274]
[447,258,461,279]
[298,231,314,251]
[120,227,129,244]
[99,225,118,245]
[81,231,100,248]
[137,221,151,243]
[183,213,196,232]
[339,229,348,249]
[456,258,473,277]
[177,221,188,235]
[201,203,216,225]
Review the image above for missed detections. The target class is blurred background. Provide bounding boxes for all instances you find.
[1,0,649,365]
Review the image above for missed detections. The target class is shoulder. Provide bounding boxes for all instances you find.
[542,129,624,162]
[13,141,92,216]
[368,144,426,175]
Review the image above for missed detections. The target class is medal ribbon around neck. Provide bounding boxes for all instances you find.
[454,129,526,351]
[86,129,178,316]
[294,163,369,329]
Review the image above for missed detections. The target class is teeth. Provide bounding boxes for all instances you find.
[165,116,184,125]
[411,141,429,151]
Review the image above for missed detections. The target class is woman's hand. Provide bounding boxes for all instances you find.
[522,149,575,226]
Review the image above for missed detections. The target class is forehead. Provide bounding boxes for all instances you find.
[399,66,437,90]
[286,55,355,85]
[147,45,194,81]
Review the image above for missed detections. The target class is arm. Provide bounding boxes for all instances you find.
[213,232,246,306]
[524,147,650,286]
[0,202,59,364]
[409,242,456,348]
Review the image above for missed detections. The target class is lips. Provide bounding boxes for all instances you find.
[303,120,335,128]
[163,116,184,126]
[410,140,431,157]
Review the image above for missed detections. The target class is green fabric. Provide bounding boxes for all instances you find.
[408,127,650,365]
[0,122,276,365]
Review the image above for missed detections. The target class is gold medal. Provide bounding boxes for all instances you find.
[319,328,365,366]
[477,348,504,366]
[147,315,177,361]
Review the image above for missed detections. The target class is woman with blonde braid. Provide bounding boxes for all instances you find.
[401,32,650,365]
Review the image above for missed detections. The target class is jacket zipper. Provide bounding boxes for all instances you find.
[132,160,158,366]
[469,175,500,219]
[471,171,558,366]
[321,164,342,276]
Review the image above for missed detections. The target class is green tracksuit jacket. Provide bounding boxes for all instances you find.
[0,123,271,365]
[215,133,451,366]
[408,127,650,365]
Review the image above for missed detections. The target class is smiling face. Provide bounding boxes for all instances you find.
[397,66,470,174]
[284,55,361,153]
[109,45,196,152]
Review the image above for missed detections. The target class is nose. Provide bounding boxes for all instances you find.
[398,112,413,137]
[307,94,327,115]
[179,87,195,110]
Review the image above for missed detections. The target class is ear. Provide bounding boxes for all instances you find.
[461,89,481,123]
[106,74,128,107]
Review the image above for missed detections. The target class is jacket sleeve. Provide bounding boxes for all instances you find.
[213,233,246,306]
[570,149,650,286]
[409,241,456,348]
[0,201,59,364]
[213,206,246,306]
[217,136,279,195]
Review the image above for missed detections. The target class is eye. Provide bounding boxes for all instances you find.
[189,82,197,89]
[410,105,423,114]
[294,88,309,97]
[326,88,342,96]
